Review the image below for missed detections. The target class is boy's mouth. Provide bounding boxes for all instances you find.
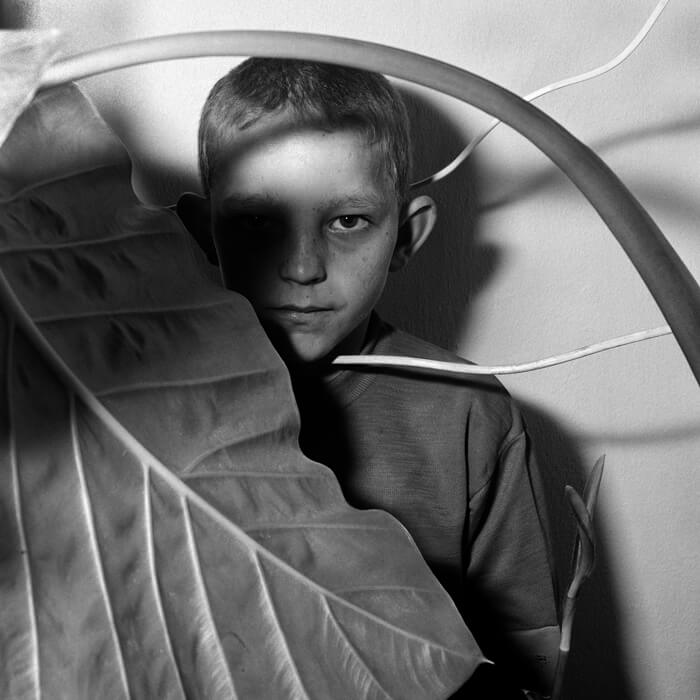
[272,304,329,312]
[263,304,333,325]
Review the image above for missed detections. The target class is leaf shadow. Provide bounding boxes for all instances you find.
[480,113,700,223]
[584,420,700,446]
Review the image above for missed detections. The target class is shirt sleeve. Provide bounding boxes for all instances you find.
[463,406,560,696]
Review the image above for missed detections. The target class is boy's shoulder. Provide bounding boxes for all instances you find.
[373,317,485,365]
[368,315,523,435]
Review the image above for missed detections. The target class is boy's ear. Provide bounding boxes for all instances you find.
[390,195,437,271]
[176,192,218,265]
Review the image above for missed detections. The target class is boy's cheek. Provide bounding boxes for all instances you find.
[214,238,276,296]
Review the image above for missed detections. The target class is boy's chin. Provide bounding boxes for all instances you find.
[263,325,337,371]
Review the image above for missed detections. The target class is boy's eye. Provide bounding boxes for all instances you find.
[234,214,278,233]
[328,215,369,233]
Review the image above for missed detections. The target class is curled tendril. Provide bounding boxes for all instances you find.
[552,456,605,699]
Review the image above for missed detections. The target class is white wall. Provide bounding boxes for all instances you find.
[8,1,699,697]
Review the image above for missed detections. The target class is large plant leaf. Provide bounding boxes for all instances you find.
[0,75,483,697]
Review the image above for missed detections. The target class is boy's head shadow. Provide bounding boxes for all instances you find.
[378,87,500,350]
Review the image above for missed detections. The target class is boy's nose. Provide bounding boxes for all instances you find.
[278,230,327,285]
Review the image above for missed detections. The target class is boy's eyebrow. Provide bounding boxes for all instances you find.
[219,193,278,209]
[324,192,386,210]
[220,191,388,211]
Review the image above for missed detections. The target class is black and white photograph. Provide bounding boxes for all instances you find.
[0,1,698,698]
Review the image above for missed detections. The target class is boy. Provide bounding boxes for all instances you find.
[180,58,559,698]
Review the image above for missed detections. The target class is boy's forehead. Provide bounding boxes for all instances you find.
[212,111,395,201]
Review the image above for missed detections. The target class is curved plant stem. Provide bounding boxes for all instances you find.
[334,326,671,377]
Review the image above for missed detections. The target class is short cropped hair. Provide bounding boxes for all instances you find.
[198,58,411,203]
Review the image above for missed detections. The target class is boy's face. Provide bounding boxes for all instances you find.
[209,113,401,366]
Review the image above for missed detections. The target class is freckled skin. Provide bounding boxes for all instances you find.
[209,112,402,367]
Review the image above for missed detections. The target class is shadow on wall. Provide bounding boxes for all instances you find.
[377,87,494,350]
[480,112,700,220]
[520,401,635,700]
[385,88,635,699]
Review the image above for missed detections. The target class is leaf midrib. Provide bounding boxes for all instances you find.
[0,263,469,661]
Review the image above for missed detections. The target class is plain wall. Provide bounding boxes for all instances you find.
[6,1,699,697]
